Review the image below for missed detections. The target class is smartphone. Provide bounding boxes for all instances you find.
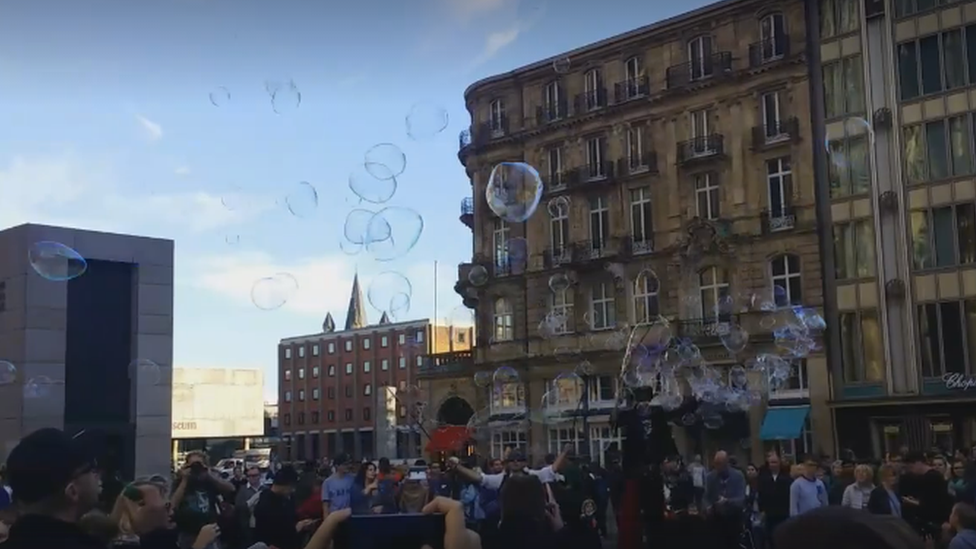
[333,513,446,549]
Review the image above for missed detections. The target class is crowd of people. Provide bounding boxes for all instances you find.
[2,426,976,549]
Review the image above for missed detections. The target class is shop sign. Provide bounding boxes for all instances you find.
[943,373,976,390]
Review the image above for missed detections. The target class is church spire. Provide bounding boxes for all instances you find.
[322,312,336,333]
[378,311,391,325]
[345,274,367,330]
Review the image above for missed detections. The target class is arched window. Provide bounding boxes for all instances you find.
[759,13,787,61]
[493,298,514,342]
[770,254,802,306]
[698,267,730,319]
[688,35,714,80]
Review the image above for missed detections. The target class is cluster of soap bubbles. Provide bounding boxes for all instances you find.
[208,80,302,114]
[0,358,164,396]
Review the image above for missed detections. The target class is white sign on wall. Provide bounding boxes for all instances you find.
[171,368,265,439]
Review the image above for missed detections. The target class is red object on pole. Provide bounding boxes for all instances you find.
[617,478,643,549]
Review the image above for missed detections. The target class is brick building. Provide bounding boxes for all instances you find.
[277,274,471,461]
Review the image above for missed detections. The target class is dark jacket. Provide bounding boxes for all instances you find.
[757,469,793,519]
[867,486,895,515]
[827,476,852,506]
[3,514,105,549]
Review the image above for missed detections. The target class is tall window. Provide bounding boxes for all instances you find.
[634,273,660,323]
[898,31,966,101]
[690,109,716,155]
[820,0,859,39]
[688,35,714,81]
[768,360,809,399]
[590,282,616,330]
[548,147,563,187]
[760,13,787,61]
[698,267,730,319]
[767,157,793,221]
[550,197,570,254]
[493,298,514,342]
[840,310,885,382]
[492,219,509,274]
[695,173,720,220]
[903,117,974,184]
[625,56,644,98]
[548,427,585,455]
[829,135,871,197]
[491,383,525,412]
[589,196,609,251]
[629,187,653,253]
[823,56,865,118]
[918,300,976,377]
[761,91,785,139]
[491,430,527,458]
[586,136,606,179]
[544,81,562,119]
[834,219,876,279]
[489,99,505,132]
[910,204,976,269]
[550,289,574,334]
[770,254,802,307]
[627,126,647,170]
[584,68,602,110]
[546,375,583,408]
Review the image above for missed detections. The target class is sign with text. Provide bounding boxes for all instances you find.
[943,373,976,391]
[172,368,265,439]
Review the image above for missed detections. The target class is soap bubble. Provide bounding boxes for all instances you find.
[486,162,543,222]
[209,86,231,107]
[405,102,449,141]
[365,207,424,261]
[468,265,489,286]
[492,365,519,385]
[28,241,88,281]
[284,181,318,218]
[251,273,299,311]
[130,358,161,385]
[367,272,413,318]
[0,361,16,385]
[365,143,407,181]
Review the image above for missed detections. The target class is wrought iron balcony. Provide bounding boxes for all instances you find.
[460,197,474,229]
[417,350,474,379]
[574,88,607,113]
[675,314,740,339]
[613,76,650,103]
[576,239,615,262]
[576,161,615,183]
[543,246,574,269]
[677,134,725,164]
[544,170,569,193]
[666,52,733,89]
[748,34,791,68]
[458,129,472,151]
[536,100,568,125]
[622,235,654,257]
[751,117,799,149]
[761,206,797,234]
[616,153,658,177]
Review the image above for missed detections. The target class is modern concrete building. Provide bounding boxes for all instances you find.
[424,0,831,464]
[0,223,174,477]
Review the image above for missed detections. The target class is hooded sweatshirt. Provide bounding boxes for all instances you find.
[950,529,976,549]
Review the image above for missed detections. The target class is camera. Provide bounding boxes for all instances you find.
[189,462,207,476]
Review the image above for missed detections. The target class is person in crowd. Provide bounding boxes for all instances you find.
[350,462,389,514]
[842,464,876,510]
[1,428,104,549]
[687,454,706,510]
[376,457,398,484]
[868,464,902,517]
[458,469,485,531]
[170,451,236,549]
[428,461,457,499]
[294,461,318,506]
[0,507,17,545]
[296,467,327,522]
[253,466,318,549]
[934,456,949,480]
[950,461,970,500]
[320,453,354,517]
[703,450,746,549]
[79,510,119,546]
[452,446,568,493]
[789,455,827,517]
[828,460,854,506]
[757,451,792,548]
[901,451,952,540]
[108,480,187,549]
[229,467,247,493]
[479,474,568,549]
[0,465,10,512]
[789,464,802,479]
[234,466,265,547]
[743,463,763,549]
[945,502,976,549]
[773,505,924,549]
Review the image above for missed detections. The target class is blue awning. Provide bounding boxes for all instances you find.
[759,406,810,441]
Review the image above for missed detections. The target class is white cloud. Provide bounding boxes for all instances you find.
[470,23,523,68]
[444,0,515,21]
[136,115,163,142]
[174,166,191,177]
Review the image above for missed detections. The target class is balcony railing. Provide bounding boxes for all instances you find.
[543,246,574,269]
[622,235,654,256]
[460,197,474,216]
[577,239,613,261]
[458,129,472,152]
[761,206,797,233]
[748,34,791,68]
[614,76,650,103]
[575,88,607,113]
[677,134,725,163]
[616,153,658,177]
[675,314,740,339]
[536,100,568,125]
[577,160,615,183]
[417,350,474,377]
[545,170,568,192]
[752,117,799,149]
[666,52,733,89]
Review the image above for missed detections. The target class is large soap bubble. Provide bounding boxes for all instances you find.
[485,162,543,222]
[28,241,88,281]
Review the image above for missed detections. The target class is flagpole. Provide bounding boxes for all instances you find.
[433,260,438,351]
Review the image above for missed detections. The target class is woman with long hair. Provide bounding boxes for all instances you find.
[350,462,395,515]
[479,474,567,549]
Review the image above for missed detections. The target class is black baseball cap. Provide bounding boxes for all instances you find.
[6,428,98,504]
[273,465,299,486]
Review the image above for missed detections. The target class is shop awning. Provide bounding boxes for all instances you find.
[425,425,471,453]
[759,406,810,441]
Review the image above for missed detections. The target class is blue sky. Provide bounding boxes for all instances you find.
[0,0,714,401]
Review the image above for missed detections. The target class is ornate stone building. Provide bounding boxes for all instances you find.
[422,0,832,464]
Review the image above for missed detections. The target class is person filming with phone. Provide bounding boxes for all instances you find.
[170,451,236,549]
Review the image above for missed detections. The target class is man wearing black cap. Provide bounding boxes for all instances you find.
[254,466,319,549]
[2,427,104,549]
